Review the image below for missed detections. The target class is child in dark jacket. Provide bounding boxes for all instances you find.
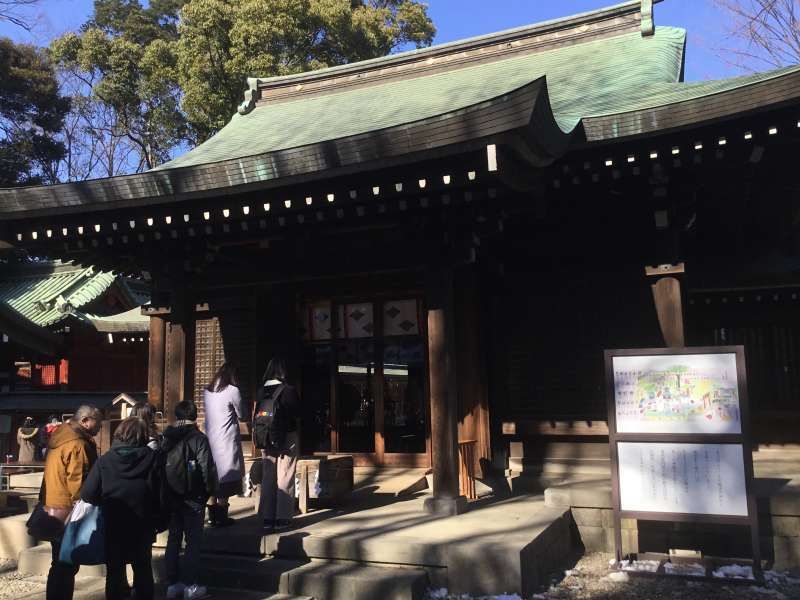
[162,401,218,600]
[81,417,159,600]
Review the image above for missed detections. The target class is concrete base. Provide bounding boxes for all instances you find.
[542,449,800,569]
[12,467,580,599]
[0,512,39,560]
[281,561,428,600]
[258,493,576,597]
[423,495,467,516]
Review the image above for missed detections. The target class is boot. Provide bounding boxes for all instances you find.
[205,504,217,527]
[216,503,235,527]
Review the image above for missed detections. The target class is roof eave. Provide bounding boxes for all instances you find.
[0,80,556,220]
[581,68,800,143]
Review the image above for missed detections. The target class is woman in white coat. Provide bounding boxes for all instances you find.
[203,362,245,526]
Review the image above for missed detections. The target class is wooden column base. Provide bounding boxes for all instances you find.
[423,495,468,516]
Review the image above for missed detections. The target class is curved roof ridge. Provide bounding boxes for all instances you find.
[248,1,650,91]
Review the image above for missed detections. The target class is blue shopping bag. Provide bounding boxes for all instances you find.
[58,500,105,566]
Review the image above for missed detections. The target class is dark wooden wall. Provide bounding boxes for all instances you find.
[66,330,148,392]
[489,265,663,423]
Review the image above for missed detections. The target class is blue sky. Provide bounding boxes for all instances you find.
[1,0,745,82]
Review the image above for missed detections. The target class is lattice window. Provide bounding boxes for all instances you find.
[194,317,224,413]
[193,312,256,415]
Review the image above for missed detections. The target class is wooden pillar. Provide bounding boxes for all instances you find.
[424,267,467,515]
[147,315,166,412]
[647,263,685,347]
[455,267,491,478]
[164,288,196,424]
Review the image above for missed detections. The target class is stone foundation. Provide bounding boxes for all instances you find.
[546,479,800,570]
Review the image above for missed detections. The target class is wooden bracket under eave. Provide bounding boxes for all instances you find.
[641,0,655,36]
[645,262,684,277]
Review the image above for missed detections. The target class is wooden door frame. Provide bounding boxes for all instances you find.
[299,292,431,468]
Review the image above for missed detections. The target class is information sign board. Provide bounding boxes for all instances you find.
[617,442,748,516]
[612,353,741,435]
[604,346,760,573]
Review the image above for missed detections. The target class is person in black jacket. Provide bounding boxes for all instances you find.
[162,401,218,600]
[254,357,300,531]
[81,417,159,600]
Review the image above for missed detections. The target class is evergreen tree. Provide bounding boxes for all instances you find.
[0,37,69,186]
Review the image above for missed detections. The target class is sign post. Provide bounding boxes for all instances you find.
[604,346,761,579]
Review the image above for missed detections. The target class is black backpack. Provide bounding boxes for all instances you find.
[162,432,203,497]
[253,384,284,450]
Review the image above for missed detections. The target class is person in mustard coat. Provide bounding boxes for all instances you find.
[42,405,102,600]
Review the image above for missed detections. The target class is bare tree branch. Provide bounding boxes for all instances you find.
[713,0,800,71]
[0,0,40,32]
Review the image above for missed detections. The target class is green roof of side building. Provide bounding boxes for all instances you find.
[0,261,148,328]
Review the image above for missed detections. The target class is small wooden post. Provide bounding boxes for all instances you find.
[646,263,685,347]
[164,287,196,424]
[147,315,166,412]
[424,267,467,515]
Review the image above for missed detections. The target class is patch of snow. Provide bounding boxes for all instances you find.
[608,558,617,567]
[426,589,449,599]
[605,571,631,583]
[663,562,705,577]
[712,564,755,580]
[620,559,660,573]
[764,571,783,584]
[748,587,786,598]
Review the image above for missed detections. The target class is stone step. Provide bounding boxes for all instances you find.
[508,456,611,476]
[17,543,303,590]
[194,554,310,592]
[280,560,428,600]
[18,544,107,578]
[14,576,314,600]
[18,541,425,600]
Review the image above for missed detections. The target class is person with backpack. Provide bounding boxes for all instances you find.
[203,363,245,527]
[80,417,160,600]
[253,358,300,532]
[162,401,218,600]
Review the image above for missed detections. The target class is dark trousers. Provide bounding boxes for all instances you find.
[258,432,298,523]
[165,503,204,585]
[105,536,154,600]
[46,538,80,600]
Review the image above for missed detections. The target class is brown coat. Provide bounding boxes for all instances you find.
[43,423,98,509]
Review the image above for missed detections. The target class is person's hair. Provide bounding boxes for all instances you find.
[206,362,238,393]
[130,402,157,438]
[175,401,198,422]
[71,405,102,426]
[261,357,288,384]
[113,417,148,447]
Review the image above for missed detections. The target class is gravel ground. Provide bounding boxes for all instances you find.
[426,552,800,600]
[0,560,45,599]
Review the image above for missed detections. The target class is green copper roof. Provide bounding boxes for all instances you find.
[0,262,142,328]
[157,26,687,171]
[588,62,800,119]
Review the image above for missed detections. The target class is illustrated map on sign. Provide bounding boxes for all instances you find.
[612,353,741,434]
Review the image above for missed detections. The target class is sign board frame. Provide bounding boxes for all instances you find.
[604,346,760,576]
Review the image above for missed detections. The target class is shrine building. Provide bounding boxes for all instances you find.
[1,0,799,522]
